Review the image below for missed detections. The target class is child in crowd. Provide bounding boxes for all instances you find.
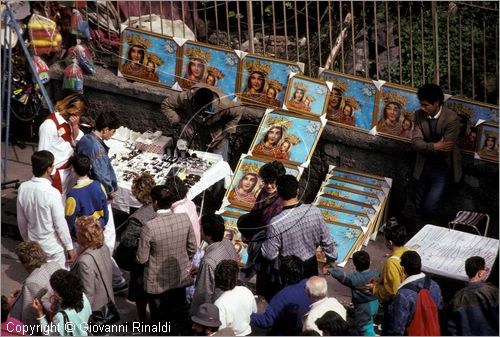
[65,154,109,241]
[1,295,25,336]
[324,251,380,336]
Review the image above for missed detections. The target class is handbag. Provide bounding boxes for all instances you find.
[87,253,120,327]
[113,243,136,272]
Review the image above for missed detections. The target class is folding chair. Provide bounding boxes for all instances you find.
[448,211,490,237]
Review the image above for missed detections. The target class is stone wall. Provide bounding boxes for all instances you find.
[49,64,499,237]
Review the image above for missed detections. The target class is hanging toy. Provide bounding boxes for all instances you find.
[63,59,84,93]
[70,9,90,38]
[32,56,50,84]
[65,43,95,74]
[28,14,62,55]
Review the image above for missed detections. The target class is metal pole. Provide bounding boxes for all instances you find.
[432,1,439,84]
[5,4,54,113]
[3,23,13,182]
[246,1,254,53]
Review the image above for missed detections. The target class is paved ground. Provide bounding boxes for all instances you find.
[1,141,390,333]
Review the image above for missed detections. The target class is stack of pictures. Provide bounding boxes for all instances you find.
[314,166,392,267]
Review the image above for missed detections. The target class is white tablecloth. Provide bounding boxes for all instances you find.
[406,224,499,281]
[106,138,232,212]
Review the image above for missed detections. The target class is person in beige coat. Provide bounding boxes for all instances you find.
[161,83,243,161]
[8,241,60,326]
[412,83,462,231]
[71,216,115,312]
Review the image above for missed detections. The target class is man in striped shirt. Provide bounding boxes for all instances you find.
[261,175,337,279]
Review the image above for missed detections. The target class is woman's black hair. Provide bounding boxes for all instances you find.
[50,269,84,312]
[259,160,286,184]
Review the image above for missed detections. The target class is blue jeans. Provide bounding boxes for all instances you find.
[415,162,450,230]
[356,300,379,336]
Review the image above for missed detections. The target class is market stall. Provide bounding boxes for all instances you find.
[106,127,232,212]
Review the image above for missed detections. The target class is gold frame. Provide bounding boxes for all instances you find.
[177,39,240,93]
[118,27,180,89]
[224,156,303,210]
[373,82,419,143]
[475,121,500,163]
[236,53,302,108]
[316,222,365,265]
[248,108,325,166]
[320,70,378,133]
[283,74,330,117]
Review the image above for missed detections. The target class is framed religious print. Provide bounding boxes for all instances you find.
[118,27,179,87]
[328,166,391,189]
[320,183,381,206]
[178,41,239,97]
[283,75,330,117]
[374,83,420,141]
[316,222,365,265]
[220,212,248,266]
[218,206,248,217]
[314,194,377,216]
[444,97,499,155]
[320,70,377,131]
[224,155,302,210]
[318,206,371,228]
[475,122,499,163]
[327,177,386,197]
[237,54,302,108]
[249,109,325,166]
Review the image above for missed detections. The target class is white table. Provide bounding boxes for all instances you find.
[106,137,232,212]
[406,224,499,281]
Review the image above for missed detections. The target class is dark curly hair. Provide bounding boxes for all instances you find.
[214,260,239,291]
[259,160,286,184]
[281,255,304,285]
[50,270,84,312]
[315,311,357,336]
[132,172,156,205]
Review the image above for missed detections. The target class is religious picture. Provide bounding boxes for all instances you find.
[284,75,330,116]
[119,27,178,87]
[320,184,381,206]
[323,222,365,265]
[375,84,420,141]
[327,177,386,197]
[179,41,239,97]
[314,195,377,216]
[249,110,325,166]
[476,122,499,162]
[445,97,499,126]
[238,54,301,108]
[318,206,371,228]
[225,156,302,209]
[320,71,377,131]
[459,122,479,153]
[445,97,499,155]
[221,212,248,266]
[328,166,391,188]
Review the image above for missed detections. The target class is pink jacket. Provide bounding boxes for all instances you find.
[1,317,26,336]
[172,198,201,245]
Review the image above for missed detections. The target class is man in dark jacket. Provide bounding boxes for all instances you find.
[161,83,243,161]
[389,251,442,335]
[412,83,462,230]
[448,256,499,336]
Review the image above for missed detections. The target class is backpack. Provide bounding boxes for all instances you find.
[402,276,441,336]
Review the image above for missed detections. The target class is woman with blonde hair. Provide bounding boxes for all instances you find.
[38,94,89,196]
[71,216,115,314]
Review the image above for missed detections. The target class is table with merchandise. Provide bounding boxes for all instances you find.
[105,127,232,212]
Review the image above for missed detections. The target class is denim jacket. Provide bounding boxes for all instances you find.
[77,133,118,194]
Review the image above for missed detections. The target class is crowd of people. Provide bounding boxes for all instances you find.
[1,83,499,336]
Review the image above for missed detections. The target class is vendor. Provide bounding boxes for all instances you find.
[161,83,243,161]
[38,93,88,198]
